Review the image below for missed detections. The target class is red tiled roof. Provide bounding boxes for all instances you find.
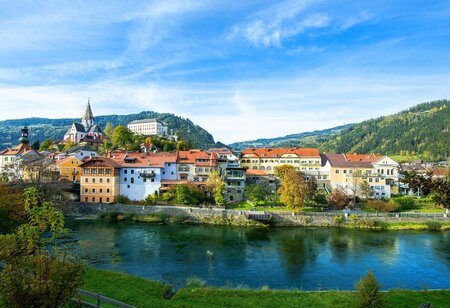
[323,153,374,168]
[79,156,121,168]
[108,152,177,168]
[241,147,320,158]
[245,169,269,176]
[177,150,218,167]
[344,153,382,163]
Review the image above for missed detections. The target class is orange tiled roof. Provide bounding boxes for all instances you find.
[241,147,320,158]
[177,150,218,167]
[1,143,33,156]
[344,153,382,163]
[79,156,121,168]
[109,152,177,168]
[56,156,81,165]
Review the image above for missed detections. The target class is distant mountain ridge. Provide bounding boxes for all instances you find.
[229,124,353,149]
[229,100,450,161]
[0,111,217,149]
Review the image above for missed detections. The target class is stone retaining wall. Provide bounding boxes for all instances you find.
[57,202,448,227]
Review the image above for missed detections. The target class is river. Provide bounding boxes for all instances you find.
[65,218,450,290]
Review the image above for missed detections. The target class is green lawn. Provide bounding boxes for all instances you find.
[78,268,450,308]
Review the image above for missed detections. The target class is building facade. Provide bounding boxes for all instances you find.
[127,119,169,137]
[56,156,84,182]
[79,157,120,203]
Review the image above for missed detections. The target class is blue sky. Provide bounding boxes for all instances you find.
[0,0,449,143]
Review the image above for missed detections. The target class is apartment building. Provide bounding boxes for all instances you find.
[79,157,121,203]
[323,153,394,198]
[240,148,322,175]
[176,150,218,182]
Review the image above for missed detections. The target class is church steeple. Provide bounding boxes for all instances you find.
[19,126,29,144]
[82,98,95,129]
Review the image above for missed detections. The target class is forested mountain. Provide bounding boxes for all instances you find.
[320,100,450,160]
[229,100,450,161]
[0,111,217,149]
[229,124,353,150]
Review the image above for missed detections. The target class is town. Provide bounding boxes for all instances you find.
[1,102,448,211]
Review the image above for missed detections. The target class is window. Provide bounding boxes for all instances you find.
[124,170,128,174]
[343,170,347,174]
[131,170,135,174]
[84,197,88,202]
[107,179,110,183]
[92,178,96,183]
[92,188,96,193]
[127,185,130,189]
[92,197,95,202]
[375,178,379,183]
[92,169,97,174]
[252,166,257,169]
[124,177,127,182]
[143,178,147,182]
[99,178,103,183]
[99,189,103,193]
[106,169,111,175]
[65,167,69,172]
[369,178,373,183]
[84,188,88,193]
[131,178,134,184]
[106,197,110,203]
[162,171,166,175]
[106,188,110,193]
[336,170,340,174]
[267,166,272,170]
[85,178,88,183]
[151,179,154,182]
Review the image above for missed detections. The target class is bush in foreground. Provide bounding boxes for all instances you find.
[355,270,384,308]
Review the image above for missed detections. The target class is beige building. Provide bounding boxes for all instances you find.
[240,148,322,175]
[127,119,169,137]
[324,153,397,198]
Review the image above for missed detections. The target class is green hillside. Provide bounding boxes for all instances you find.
[0,111,217,150]
[229,100,449,161]
[320,100,450,161]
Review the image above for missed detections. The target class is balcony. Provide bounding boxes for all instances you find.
[139,171,156,179]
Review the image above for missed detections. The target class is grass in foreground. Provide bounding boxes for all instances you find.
[80,268,450,308]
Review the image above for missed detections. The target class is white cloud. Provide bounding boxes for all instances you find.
[1,72,449,144]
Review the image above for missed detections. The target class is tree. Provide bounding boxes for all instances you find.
[63,141,75,151]
[31,140,40,150]
[355,270,384,308]
[432,177,450,207]
[277,168,307,211]
[175,185,195,205]
[0,188,85,307]
[206,171,225,206]
[39,139,53,151]
[359,181,373,200]
[112,126,134,148]
[103,122,114,142]
[274,164,295,181]
[306,176,318,200]
[245,183,270,204]
[328,188,349,209]
[145,193,157,206]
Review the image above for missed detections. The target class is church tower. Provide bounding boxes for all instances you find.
[82,99,95,129]
[19,126,30,144]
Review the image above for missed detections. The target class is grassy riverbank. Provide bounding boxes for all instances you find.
[80,268,450,308]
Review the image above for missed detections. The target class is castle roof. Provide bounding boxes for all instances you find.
[82,101,94,124]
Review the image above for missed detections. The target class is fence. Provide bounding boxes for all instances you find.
[71,289,138,308]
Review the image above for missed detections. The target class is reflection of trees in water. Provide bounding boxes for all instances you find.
[328,229,399,265]
[276,229,329,278]
[431,231,450,264]
[66,219,122,266]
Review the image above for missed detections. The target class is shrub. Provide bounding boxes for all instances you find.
[426,221,442,231]
[115,195,130,204]
[366,200,398,212]
[393,196,418,210]
[333,215,344,225]
[144,194,157,206]
[161,192,173,202]
[313,193,328,205]
[328,188,349,209]
[359,218,376,228]
[349,214,359,223]
[355,270,384,308]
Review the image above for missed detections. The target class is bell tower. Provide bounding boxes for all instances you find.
[19,126,29,144]
[81,98,95,129]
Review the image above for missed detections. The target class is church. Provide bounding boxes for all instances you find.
[64,100,103,145]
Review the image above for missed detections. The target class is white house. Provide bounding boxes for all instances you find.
[127,119,168,137]
[63,101,103,145]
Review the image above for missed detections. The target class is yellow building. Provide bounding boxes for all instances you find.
[79,156,121,203]
[56,157,84,182]
[240,148,321,175]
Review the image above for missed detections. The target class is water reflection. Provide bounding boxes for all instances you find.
[65,219,450,290]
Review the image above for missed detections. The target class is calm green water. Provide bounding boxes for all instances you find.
[65,218,450,290]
